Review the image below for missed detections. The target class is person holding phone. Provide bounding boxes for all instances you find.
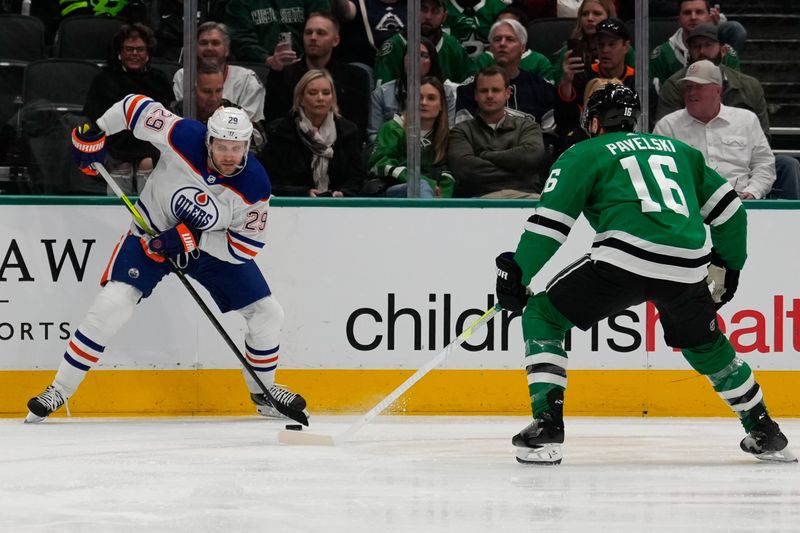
[555,18,635,144]
[224,0,329,65]
[551,0,635,84]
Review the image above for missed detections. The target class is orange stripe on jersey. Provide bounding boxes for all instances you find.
[100,236,124,286]
[69,341,99,363]
[125,95,147,127]
[226,234,258,257]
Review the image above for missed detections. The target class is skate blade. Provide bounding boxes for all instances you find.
[753,447,798,463]
[277,430,337,446]
[515,443,563,465]
[24,412,46,424]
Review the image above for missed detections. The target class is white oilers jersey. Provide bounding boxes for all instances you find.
[97,94,271,265]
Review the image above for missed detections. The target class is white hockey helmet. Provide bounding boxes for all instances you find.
[206,106,253,176]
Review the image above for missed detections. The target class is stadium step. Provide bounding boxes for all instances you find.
[739,60,800,83]
[743,39,800,61]
[726,14,800,39]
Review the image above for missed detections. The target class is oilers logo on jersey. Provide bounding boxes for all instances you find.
[172,187,219,230]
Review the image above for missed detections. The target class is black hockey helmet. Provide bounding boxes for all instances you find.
[580,84,641,135]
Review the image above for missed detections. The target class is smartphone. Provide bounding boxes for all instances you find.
[567,38,591,72]
[277,31,292,49]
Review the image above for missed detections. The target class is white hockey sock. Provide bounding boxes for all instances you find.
[239,296,284,394]
[53,282,141,397]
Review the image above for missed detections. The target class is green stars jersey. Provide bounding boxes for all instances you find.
[514,132,747,286]
[445,0,512,59]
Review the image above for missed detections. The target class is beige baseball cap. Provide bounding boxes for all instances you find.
[680,59,723,85]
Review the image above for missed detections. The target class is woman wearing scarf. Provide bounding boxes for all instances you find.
[261,69,365,197]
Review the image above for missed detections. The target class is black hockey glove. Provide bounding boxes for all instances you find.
[707,251,740,309]
[71,121,106,176]
[148,223,201,260]
[495,252,527,312]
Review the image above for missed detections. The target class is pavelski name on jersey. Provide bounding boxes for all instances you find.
[604,136,677,156]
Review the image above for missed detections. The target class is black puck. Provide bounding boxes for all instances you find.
[285,424,302,431]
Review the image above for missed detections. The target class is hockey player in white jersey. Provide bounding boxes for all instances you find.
[26,94,306,422]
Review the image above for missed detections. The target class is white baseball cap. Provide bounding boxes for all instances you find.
[680,59,723,86]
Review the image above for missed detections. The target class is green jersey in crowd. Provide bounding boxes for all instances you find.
[474,49,555,83]
[369,116,455,198]
[224,0,330,63]
[445,0,512,59]
[650,32,740,92]
[515,131,747,286]
[374,32,476,85]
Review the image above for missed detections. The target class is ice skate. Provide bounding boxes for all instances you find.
[512,411,565,465]
[251,384,307,419]
[25,385,67,423]
[740,411,797,463]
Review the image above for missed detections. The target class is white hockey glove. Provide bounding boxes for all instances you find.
[706,252,740,309]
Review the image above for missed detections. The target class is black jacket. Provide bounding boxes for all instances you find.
[83,64,174,162]
[261,112,365,197]
[264,60,370,142]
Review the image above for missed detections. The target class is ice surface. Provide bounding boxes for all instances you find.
[1,416,798,532]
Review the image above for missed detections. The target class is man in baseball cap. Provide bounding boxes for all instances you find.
[680,58,723,86]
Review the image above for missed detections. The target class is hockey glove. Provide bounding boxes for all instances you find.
[707,251,740,309]
[496,252,527,312]
[148,223,201,260]
[71,122,107,176]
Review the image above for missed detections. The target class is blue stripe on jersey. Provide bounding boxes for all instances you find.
[253,364,278,372]
[229,230,264,249]
[246,343,279,356]
[74,329,104,353]
[219,160,272,205]
[128,98,152,130]
[64,352,91,371]
[169,119,209,176]
[227,241,251,263]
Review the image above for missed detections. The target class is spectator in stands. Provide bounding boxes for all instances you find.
[369,77,455,198]
[655,24,764,129]
[83,23,173,195]
[169,61,225,123]
[330,0,407,67]
[173,22,266,124]
[264,12,371,141]
[650,0,741,94]
[555,18,634,138]
[224,0,329,67]
[653,61,784,200]
[153,0,225,61]
[473,6,555,83]
[261,69,365,197]
[368,37,457,143]
[455,18,556,125]
[445,0,511,59]
[448,66,548,198]
[552,0,634,84]
[375,0,474,85]
[648,0,747,54]
[656,24,800,200]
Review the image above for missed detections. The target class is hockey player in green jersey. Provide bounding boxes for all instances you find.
[494,84,796,465]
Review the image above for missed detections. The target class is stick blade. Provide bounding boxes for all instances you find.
[277,430,337,446]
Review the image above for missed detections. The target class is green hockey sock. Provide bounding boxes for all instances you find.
[682,334,764,432]
[521,293,573,418]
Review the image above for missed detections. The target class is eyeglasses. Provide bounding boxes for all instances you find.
[121,46,147,54]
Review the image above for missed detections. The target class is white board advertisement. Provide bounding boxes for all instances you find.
[1,205,798,371]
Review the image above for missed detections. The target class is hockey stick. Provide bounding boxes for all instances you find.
[278,303,502,445]
[92,162,309,426]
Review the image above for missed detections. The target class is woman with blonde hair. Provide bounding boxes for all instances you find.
[261,69,364,197]
[369,76,454,198]
[552,0,634,83]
